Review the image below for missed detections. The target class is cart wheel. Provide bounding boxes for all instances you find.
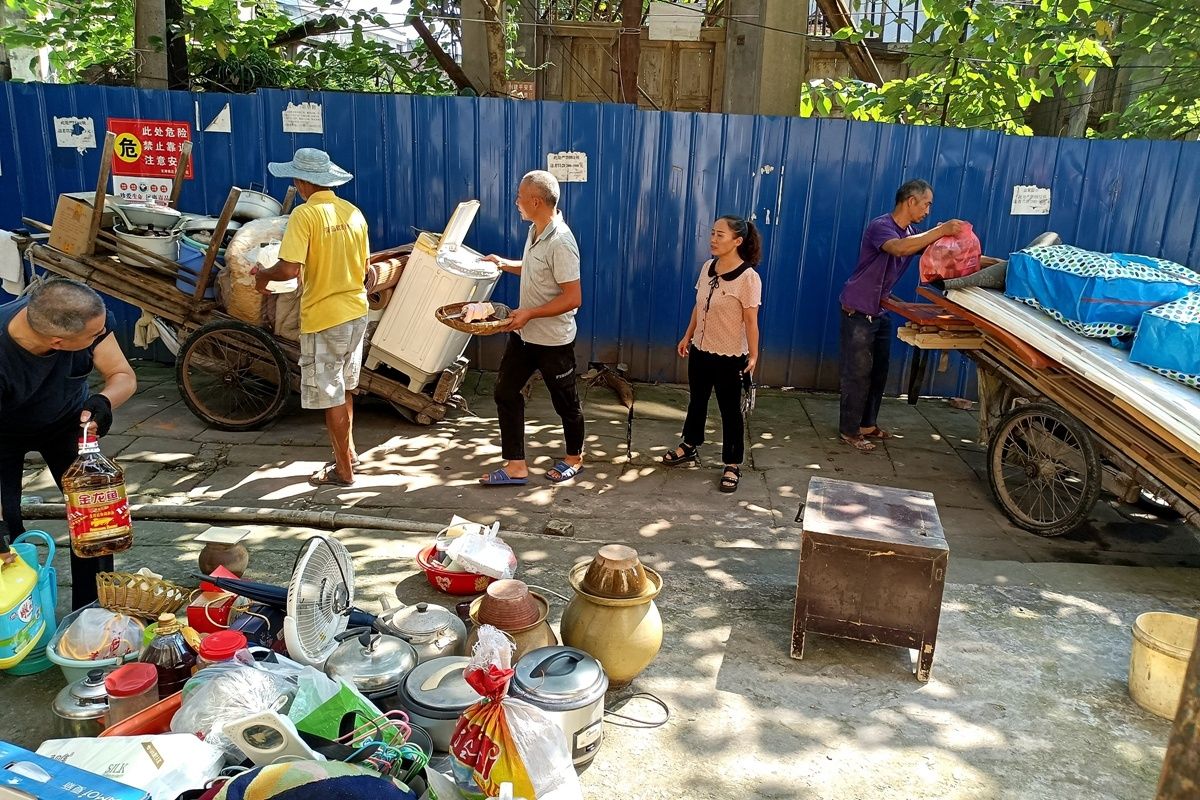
[987,402,1101,537]
[176,320,290,431]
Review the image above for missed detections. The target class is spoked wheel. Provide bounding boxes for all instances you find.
[176,320,290,431]
[987,402,1101,537]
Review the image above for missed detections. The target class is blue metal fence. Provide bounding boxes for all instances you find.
[3,83,1199,396]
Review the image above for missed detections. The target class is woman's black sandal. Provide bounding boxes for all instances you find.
[719,465,741,493]
[662,442,698,465]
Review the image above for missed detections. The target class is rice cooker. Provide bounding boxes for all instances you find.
[509,646,608,769]
[394,656,481,752]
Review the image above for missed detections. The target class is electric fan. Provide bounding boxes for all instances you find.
[282,534,355,667]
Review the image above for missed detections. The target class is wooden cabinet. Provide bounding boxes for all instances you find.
[792,476,949,682]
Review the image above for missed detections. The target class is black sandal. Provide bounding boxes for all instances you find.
[719,465,741,493]
[662,442,698,466]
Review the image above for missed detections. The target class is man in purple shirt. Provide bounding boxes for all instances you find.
[838,179,964,451]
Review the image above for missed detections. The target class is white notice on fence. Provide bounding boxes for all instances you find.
[282,101,323,134]
[648,1,703,41]
[53,116,97,154]
[547,151,587,183]
[1011,185,1051,215]
[205,103,232,133]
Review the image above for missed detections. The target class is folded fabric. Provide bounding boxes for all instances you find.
[1006,245,1200,338]
[215,761,416,800]
[1130,292,1200,389]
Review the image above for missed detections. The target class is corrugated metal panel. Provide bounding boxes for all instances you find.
[2,84,1200,399]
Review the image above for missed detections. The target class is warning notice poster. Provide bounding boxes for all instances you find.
[108,118,193,202]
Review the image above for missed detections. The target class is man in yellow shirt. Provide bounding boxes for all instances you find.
[253,148,369,487]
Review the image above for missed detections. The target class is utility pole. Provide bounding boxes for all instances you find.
[617,0,643,104]
[134,0,169,89]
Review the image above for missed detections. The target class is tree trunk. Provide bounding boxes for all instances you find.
[479,0,507,95]
[165,0,189,90]
[1156,627,1200,799]
[617,0,642,104]
[134,0,169,89]
[0,3,11,81]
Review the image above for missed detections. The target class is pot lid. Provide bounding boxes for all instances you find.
[512,647,606,702]
[401,656,479,713]
[382,602,459,638]
[325,628,418,695]
[54,669,110,718]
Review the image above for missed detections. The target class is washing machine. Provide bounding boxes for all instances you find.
[365,201,500,391]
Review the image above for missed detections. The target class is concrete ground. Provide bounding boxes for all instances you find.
[4,363,1198,799]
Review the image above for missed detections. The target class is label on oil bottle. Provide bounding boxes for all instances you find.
[66,484,132,539]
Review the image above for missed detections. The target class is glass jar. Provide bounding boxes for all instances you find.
[140,613,197,699]
[195,629,247,671]
[104,662,159,725]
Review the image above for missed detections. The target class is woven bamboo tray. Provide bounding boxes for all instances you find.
[436,301,512,335]
[97,571,191,620]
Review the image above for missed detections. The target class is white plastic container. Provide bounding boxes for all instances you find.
[48,605,142,684]
[365,201,499,391]
[1129,611,1199,719]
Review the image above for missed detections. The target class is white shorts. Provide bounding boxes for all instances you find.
[298,317,367,410]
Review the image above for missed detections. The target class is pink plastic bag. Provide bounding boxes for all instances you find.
[919,223,982,282]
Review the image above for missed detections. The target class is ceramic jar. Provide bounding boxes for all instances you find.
[560,547,663,689]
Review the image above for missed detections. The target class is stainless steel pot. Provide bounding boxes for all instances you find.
[510,646,608,769]
[376,598,468,664]
[395,656,480,752]
[52,668,111,738]
[233,186,284,221]
[115,202,184,230]
[323,627,418,702]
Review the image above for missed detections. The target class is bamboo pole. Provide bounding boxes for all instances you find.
[193,187,240,307]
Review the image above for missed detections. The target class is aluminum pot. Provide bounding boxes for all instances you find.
[376,598,467,664]
[394,656,480,752]
[115,202,183,230]
[510,646,608,769]
[323,627,418,704]
[52,667,111,738]
[233,187,283,222]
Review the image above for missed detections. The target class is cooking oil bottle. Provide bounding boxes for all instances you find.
[62,424,133,559]
[141,613,197,698]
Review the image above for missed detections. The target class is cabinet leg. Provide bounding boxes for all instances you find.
[790,626,807,661]
[916,640,935,682]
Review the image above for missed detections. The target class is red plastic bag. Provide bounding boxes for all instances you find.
[919,222,982,282]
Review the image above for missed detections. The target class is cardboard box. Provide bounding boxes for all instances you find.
[62,192,118,228]
[48,195,98,256]
[0,739,150,800]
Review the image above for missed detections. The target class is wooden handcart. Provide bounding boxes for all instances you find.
[888,287,1200,538]
[18,134,468,431]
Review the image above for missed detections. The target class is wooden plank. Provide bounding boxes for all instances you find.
[193,188,240,308]
[167,141,192,208]
[87,132,117,257]
[917,287,1056,369]
[813,0,883,85]
[883,297,978,328]
[897,326,983,349]
[281,186,297,214]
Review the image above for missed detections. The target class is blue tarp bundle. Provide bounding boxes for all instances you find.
[1130,292,1200,388]
[1006,245,1200,338]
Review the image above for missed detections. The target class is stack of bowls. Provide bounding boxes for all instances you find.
[466,579,557,660]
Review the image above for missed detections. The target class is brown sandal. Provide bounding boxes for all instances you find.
[861,426,891,439]
[309,464,354,487]
[840,434,877,452]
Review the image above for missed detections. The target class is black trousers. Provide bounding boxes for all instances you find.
[494,333,585,462]
[682,346,747,465]
[838,309,893,437]
[0,413,113,610]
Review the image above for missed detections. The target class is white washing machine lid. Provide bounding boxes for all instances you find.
[440,200,480,249]
[435,247,499,279]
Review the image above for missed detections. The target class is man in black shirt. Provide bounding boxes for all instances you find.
[0,278,137,608]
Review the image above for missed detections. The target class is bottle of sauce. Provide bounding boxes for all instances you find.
[141,613,197,698]
[62,425,133,559]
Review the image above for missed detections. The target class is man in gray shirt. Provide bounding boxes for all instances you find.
[480,170,585,485]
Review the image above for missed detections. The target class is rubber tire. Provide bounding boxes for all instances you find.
[176,319,290,432]
[986,402,1101,537]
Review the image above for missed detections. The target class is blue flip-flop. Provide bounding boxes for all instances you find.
[546,460,584,483]
[480,468,528,486]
